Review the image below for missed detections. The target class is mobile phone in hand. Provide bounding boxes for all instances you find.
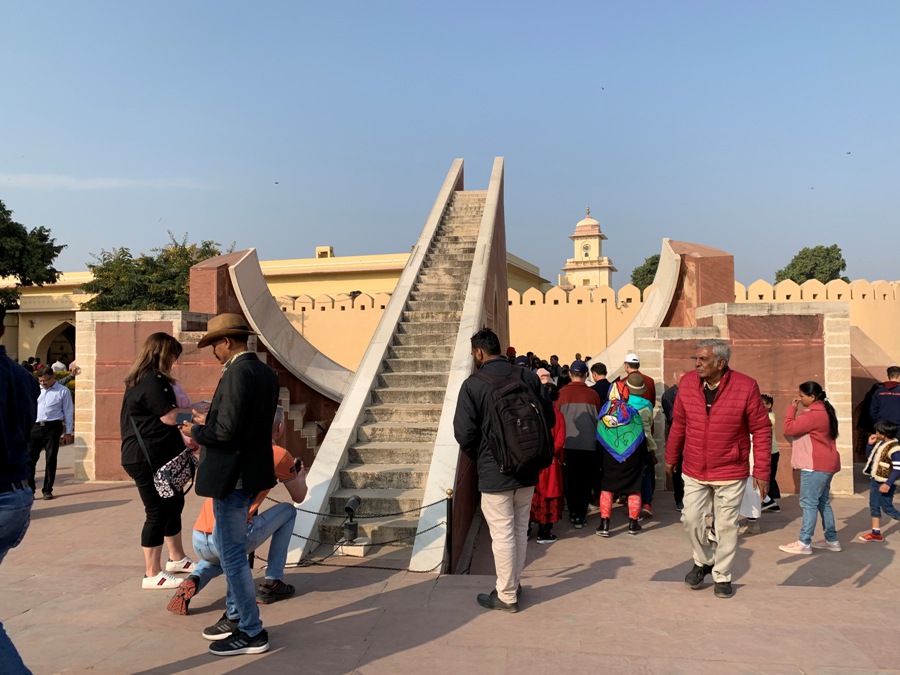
[176,412,193,426]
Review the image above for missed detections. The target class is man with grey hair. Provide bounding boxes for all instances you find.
[664,339,771,599]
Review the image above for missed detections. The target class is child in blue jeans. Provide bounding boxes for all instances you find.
[860,420,900,542]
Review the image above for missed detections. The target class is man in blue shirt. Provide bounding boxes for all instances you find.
[28,366,74,500]
[0,306,40,673]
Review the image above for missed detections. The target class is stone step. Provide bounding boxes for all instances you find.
[371,387,446,404]
[408,287,467,299]
[406,300,462,312]
[396,322,458,337]
[308,542,414,567]
[417,271,469,284]
[428,248,475,258]
[387,344,454,360]
[423,254,472,264]
[348,441,435,464]
[339,463,431,490]
[377,371,448,389]
[319,515,419,547]
[391,332,455,348]
[329,487,425,517]
[382,358,451,373]
[433,239,478,251]
[400,310,461,323]
[356,421,438,443]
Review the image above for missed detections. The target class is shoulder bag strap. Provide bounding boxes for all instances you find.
[130,416,157,472]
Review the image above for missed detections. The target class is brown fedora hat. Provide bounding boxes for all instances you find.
[197,313,257,348]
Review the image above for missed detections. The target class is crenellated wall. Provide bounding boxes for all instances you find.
[736,279,900,364]
[268,276,900,372]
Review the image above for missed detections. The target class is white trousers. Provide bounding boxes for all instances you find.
[480,487,534,604]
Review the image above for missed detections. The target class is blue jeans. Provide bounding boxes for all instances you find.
[192,502,297,595]
[212,491,263,637]
[798,470,837,545]
[0,487,34,674]
[868,479,900,520]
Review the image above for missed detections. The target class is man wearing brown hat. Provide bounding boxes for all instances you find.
[180,313,279,656]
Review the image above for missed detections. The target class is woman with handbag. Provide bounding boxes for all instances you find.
[120,332,196,589]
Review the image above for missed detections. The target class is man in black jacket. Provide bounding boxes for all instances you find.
[0,307,40,672]
[453,328,554,612]
[181,313,279,657]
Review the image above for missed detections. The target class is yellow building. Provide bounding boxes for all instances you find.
[1,247,549,368]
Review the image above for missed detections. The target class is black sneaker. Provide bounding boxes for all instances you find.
[203,613,239,641]
[256,579,295,604]
[536,533,557,545]
[761,501,781,513]
[476,589,519,613]
[684,563,713,589]
[208,629,270,656]
[572,517,585,529]
[596,518,610,537]
[628,518,642,535]
[714,581,734,599]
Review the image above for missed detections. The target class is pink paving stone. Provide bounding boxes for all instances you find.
[7,446,900,673]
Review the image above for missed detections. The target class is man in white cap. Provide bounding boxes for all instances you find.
[624,353,656,408]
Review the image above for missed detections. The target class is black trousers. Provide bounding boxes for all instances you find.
[565,449,599,520]
[123,462,185,548]
[768,453,781,500]
[29,421,63,495]
[672,458,685,504]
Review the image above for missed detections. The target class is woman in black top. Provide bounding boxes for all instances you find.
[120,332,194,589]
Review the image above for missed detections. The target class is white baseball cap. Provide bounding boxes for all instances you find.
[624,352,640,365]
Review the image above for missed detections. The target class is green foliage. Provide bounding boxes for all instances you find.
[80,232,231,311]
[774,244,849,285]
[630,254,660,292]
[0,199,65,307]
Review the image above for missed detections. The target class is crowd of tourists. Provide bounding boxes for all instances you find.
[455,330,900,612]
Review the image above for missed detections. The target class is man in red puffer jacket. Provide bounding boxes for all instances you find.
[665,339,771,600]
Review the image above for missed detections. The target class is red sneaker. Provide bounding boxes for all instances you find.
[641,503,654,517]
[858,532,884,542]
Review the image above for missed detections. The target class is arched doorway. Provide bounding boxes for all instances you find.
[37,322,75,367]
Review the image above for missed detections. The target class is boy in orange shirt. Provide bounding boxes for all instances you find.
[167,407,307,617]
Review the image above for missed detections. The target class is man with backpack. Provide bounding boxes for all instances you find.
[454,328,554,613]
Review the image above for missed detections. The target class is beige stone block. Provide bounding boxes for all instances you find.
[824,344,851,357]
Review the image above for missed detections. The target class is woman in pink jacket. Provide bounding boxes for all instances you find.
[778,381,842,555]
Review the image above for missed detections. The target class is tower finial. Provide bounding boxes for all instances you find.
[586,206,591,217]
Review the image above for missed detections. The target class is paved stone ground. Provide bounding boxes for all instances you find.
[4,447,900,674]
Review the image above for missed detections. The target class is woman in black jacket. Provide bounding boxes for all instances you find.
[120,332,195,589]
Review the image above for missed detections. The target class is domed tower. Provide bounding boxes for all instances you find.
[559,207,616,288]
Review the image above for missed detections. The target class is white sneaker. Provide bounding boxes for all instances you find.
[778,540,812,555]
[166,556,197,574]
[810,539,842,552]
[143,571,182,589]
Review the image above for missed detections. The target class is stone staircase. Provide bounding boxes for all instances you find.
[315,190,485,565]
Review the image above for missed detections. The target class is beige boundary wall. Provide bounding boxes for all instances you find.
[272,277,900,372]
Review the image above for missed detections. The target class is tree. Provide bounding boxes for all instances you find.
[631,254,660,292]
[80,232,231,311]
[774,244,849,285]
[0,199,65,307]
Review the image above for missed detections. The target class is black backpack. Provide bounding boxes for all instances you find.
[474,368,553,476]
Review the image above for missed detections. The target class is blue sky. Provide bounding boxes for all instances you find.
[2,2,898,286]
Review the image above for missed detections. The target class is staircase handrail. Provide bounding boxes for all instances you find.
[409,156,507,573]
[288,158,467,564]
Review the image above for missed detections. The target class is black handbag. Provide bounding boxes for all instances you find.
[130,417,198,498]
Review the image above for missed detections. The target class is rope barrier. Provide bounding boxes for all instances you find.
[266,494,450,519]
[251,501,449,574]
